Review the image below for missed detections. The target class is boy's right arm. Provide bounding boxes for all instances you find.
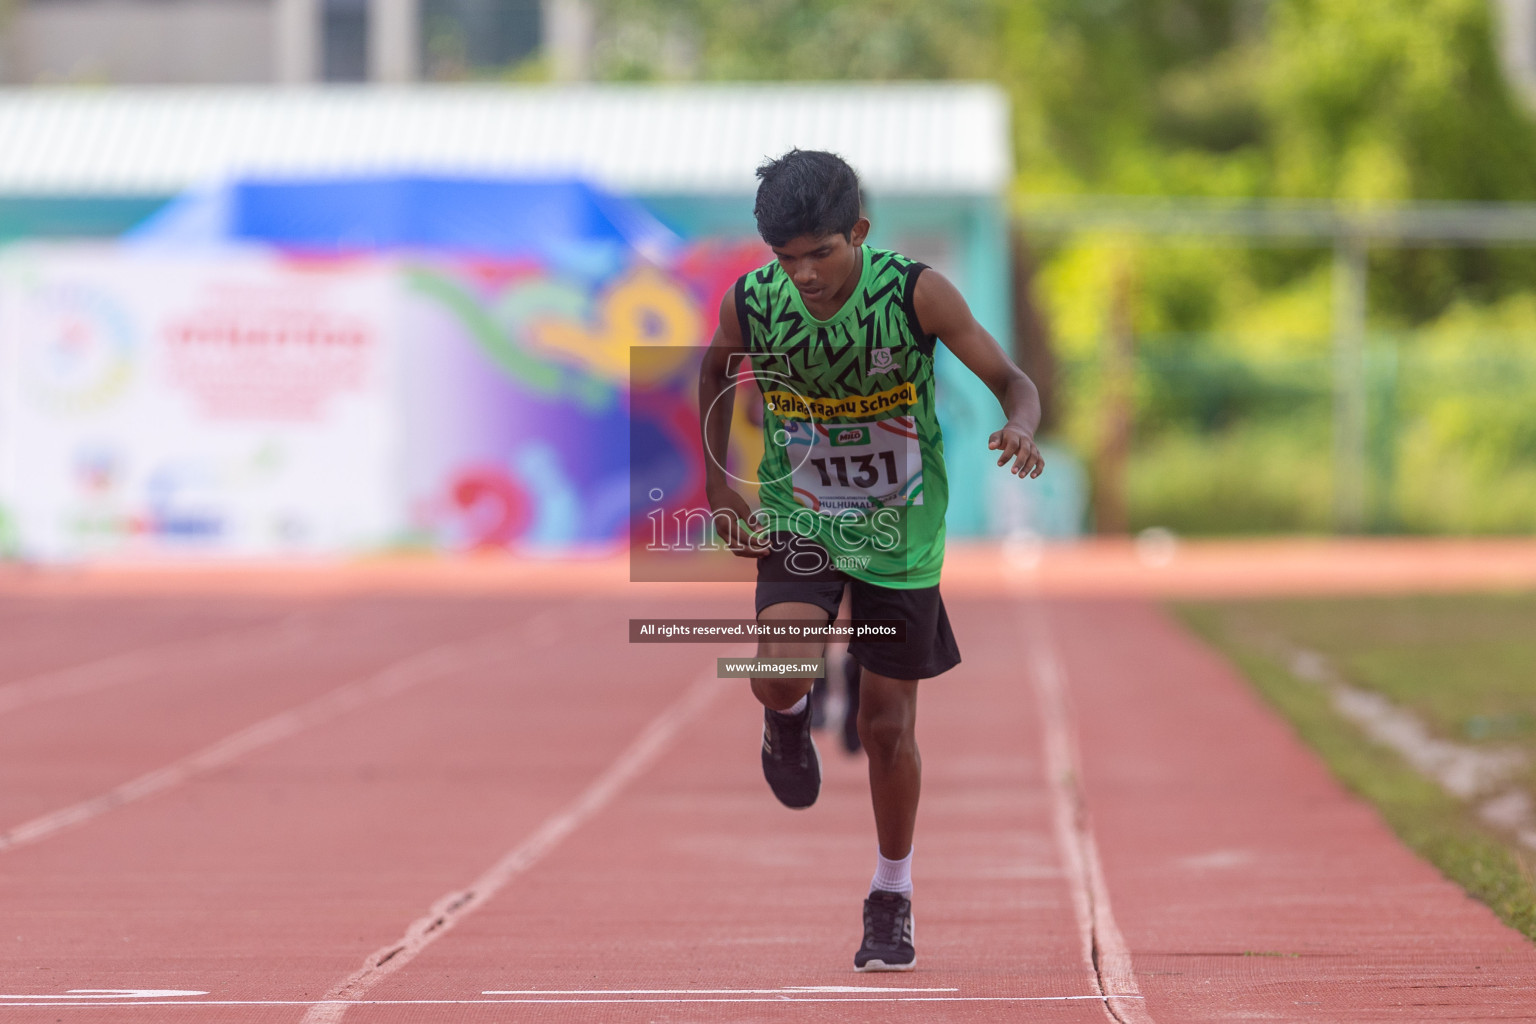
[698,289,768,557]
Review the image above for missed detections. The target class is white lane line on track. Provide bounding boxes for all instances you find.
[1019,588,1156,1024]
[0,630,519,854]
[1,995,1138,1007]
[0,615,311,718]
[0,990,208,999]
[299,672,722,1024]
[482,987,958,994]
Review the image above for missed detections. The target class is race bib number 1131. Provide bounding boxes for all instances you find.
[783,416,923,511]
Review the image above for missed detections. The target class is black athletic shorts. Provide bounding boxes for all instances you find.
[754,534,960,681]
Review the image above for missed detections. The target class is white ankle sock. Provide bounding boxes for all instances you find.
[870,848,913,895]
[781,695,808,715]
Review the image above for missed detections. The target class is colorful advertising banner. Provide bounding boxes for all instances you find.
[395,240,766,553]
[0,246,401,559]
[0,240,769,561]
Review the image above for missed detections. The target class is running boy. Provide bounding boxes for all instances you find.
[698,149,1043,972]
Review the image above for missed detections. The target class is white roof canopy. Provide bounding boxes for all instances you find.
[0,83,1010,196]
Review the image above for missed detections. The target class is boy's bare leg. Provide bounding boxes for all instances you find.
[750,601,829,710]
[856,669,920,859]
[752,601,831,810]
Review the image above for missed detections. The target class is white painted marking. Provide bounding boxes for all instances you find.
[782,985,949,992]
[0,995,1136,1007]
[0,631,520,854]
[1018,590,1157,1024]
[1290,645,1536,850]
[783,985,950,992]
[482,986,959,994]
[300,673,722,1024]
[0,989,207,1000]
[0,615,309,717]
[1177,848,1254,871]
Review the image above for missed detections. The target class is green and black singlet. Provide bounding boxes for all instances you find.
[734,246,948,588]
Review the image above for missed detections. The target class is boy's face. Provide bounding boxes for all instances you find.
[770,218,871,311]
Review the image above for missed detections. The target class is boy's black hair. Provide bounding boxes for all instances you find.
[753,149,863,248]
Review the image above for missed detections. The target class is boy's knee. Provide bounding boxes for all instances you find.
[858,705,913,757]
[757,639,815,661]
[752,676,812,712]
[751,637,825,712]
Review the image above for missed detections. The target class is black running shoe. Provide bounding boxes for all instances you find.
[855,890,916,972]
[761,702,820,808]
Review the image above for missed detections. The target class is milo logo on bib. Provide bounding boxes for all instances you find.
[830,427,870,447]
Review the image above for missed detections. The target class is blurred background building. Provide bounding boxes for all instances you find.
[0,77,1041,559]
[4,0,1536,558]
[0,0,589,85]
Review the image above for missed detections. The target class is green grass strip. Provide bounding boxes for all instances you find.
[1176,602,1536,943]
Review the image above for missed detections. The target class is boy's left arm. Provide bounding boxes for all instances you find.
[913,268,1045,479]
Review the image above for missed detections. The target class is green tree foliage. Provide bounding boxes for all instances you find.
[592,0,1536,324]
[1265,0,1536,204]
[590,0,996,82]
[588,0,1536,532]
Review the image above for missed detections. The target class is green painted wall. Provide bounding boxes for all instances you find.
[0,195,171,242]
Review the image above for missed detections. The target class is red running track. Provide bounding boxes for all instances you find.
[0,578,1533,1022]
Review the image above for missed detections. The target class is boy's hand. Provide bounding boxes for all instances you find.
[989,426,1045,479]
[706,482,771,558]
